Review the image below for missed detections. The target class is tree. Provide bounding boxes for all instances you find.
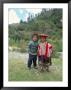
[9,9,62,53]
[20,20,24,23]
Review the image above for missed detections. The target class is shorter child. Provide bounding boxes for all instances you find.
[28,33,38,69]
[38,34,53,72]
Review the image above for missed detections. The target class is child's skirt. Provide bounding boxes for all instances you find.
[38,55,50,72]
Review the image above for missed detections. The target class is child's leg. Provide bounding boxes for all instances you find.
[38,56,44,71]
[45,57,50,71]
[28,54,32,68]
[48,57,52,65]
[49,57,52,65]
[33,55,37,67]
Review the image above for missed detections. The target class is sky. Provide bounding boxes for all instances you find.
[8,8,42,24]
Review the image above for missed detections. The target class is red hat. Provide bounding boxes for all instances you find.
[39,34,48,38]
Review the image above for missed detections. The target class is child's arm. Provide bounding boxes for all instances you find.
[37,45,40,56]
[48,43,53,54]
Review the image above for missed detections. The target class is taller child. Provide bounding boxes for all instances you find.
[38,34,53,71]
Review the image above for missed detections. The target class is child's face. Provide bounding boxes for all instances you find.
[41,37,46,42]
[32,35,38,41]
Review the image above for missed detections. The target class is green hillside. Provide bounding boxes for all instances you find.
[9,9,62,57]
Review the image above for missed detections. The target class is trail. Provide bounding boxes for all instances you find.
[8,51,29,64]
[8,51,62,65]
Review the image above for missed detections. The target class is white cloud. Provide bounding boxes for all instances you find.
[26,9,42,15]
[9,9,20,24]
[24,9,42,21]
[24,13,29,22]
[8,9,42,23]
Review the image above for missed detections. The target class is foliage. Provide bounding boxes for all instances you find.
[9,9,62,55]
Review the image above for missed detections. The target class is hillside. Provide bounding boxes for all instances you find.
[9,9,62,57]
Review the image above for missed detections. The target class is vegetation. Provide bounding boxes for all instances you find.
[8,9,62,81]
[9,58,62,81]
[9,9,62,57]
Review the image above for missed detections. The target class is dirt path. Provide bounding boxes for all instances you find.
[8,51,29,64]
[8,51,62,65]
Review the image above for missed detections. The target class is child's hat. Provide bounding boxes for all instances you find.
[39,34,48,38]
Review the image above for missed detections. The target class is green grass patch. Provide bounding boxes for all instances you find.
[8,58,62,81]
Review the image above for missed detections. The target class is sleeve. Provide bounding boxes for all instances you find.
[37,44,40,56]
[48,43,52,49]
[28,41,32,52]
[48,43,53,54]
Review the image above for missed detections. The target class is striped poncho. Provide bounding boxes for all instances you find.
[38,42,52,57]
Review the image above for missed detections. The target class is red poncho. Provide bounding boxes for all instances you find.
[38,42,52,57]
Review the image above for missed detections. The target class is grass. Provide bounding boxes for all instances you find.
[8,58,62,81]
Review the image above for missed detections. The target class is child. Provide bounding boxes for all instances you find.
[38,34,53,71]
[28,33,38,69]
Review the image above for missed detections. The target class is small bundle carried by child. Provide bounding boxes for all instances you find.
[38,34,53,72]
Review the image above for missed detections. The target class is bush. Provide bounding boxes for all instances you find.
[19,40,28,53]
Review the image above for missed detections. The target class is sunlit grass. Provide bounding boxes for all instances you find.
[8,58,62,81]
